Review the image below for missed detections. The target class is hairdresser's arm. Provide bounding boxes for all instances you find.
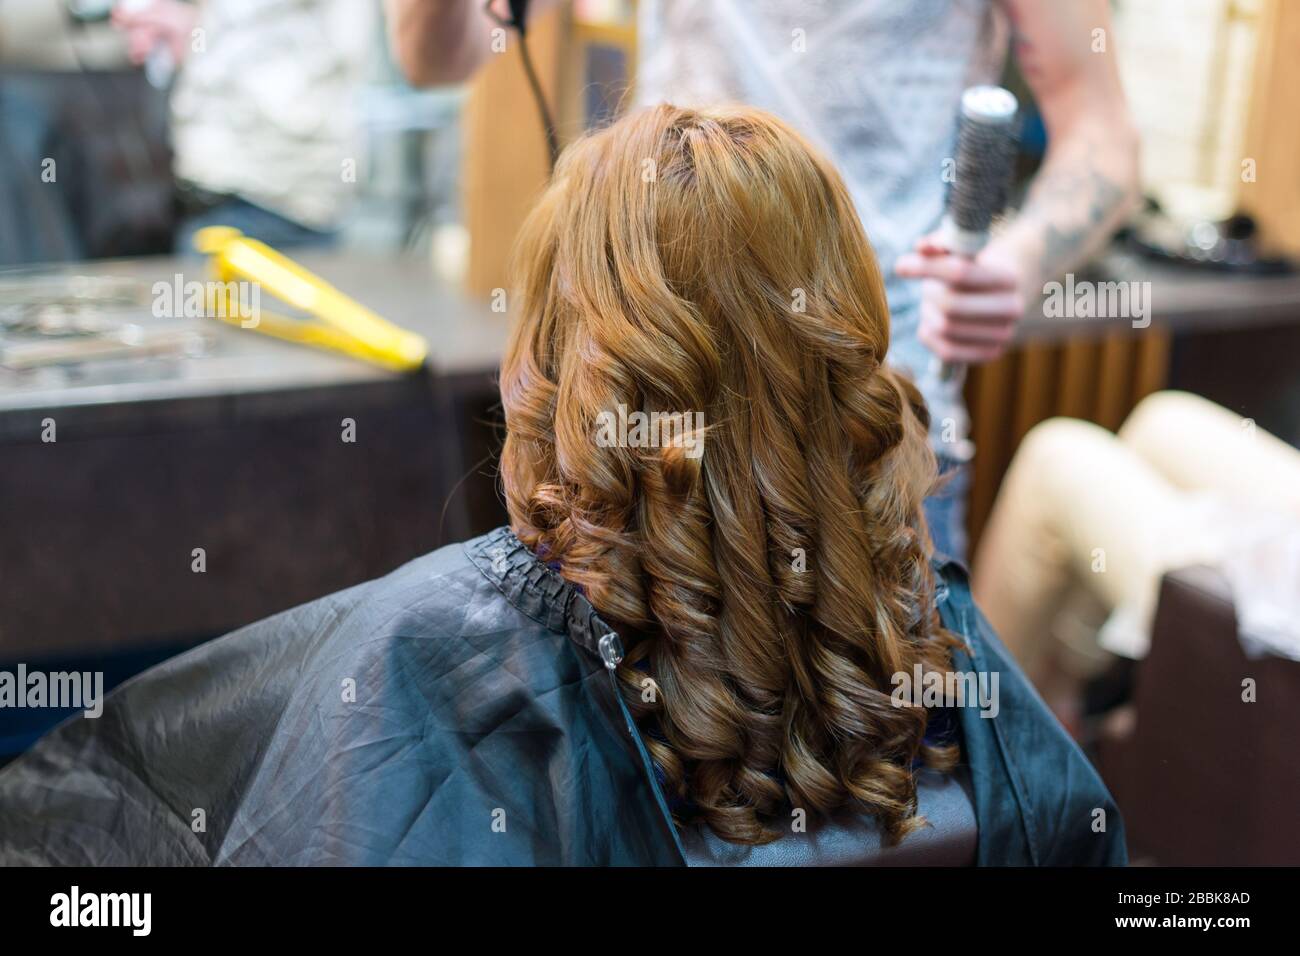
[385,0,560,87]
[897,0,1141,364]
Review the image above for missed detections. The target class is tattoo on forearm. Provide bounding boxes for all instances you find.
[1020,156,1130,283]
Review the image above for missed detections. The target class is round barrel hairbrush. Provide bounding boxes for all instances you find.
[934,85,1021,383]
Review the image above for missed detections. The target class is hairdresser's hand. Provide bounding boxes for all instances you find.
[895,234,1028,365]
[111,0,200,66]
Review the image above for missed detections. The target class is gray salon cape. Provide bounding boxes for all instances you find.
[0,527,1126,866]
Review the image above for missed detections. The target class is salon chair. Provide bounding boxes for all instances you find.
[679,768,977,866]
[1098,566,1300,865]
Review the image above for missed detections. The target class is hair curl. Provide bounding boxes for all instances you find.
[500,104,960,845]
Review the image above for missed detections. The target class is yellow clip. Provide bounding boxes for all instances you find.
[194,226,428,372]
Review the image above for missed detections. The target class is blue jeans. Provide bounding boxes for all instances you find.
[923,454,970,564]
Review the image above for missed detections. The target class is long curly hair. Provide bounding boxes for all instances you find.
[500,104,959,845]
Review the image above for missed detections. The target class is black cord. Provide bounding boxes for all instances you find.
[517,31,560,171]
[484,0,558,173]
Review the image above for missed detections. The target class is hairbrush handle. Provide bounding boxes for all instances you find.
[932,219,980,385]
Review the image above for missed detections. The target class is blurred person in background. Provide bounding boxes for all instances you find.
[0,0,176,262]
[973,391,1300,731]
[111,0,375,250]
[385,0,1142,562]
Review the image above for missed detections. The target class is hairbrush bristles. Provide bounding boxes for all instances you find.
[944,86,1020,254]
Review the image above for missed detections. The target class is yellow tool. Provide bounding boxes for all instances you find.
[194,226,428,372]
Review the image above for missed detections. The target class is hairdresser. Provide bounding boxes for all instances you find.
[112,0,373,251]
[387,0,1140,561]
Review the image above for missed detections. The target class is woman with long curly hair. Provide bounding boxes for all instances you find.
[0,104,1123,867]
[502,103,960,846]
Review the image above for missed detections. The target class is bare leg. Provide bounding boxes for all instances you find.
[972,417,1185,684]
[1119,391,1300,519]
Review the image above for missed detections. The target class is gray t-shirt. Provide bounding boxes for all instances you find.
[636,0,1009,443]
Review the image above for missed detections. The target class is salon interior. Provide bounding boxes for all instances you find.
[0,0,1297,870]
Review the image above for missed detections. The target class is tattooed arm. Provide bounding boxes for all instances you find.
[996,0,1142,287]
[385,0,561,86]
[897,0,1140,363]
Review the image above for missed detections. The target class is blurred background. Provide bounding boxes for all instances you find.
[0,0,1297,865]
